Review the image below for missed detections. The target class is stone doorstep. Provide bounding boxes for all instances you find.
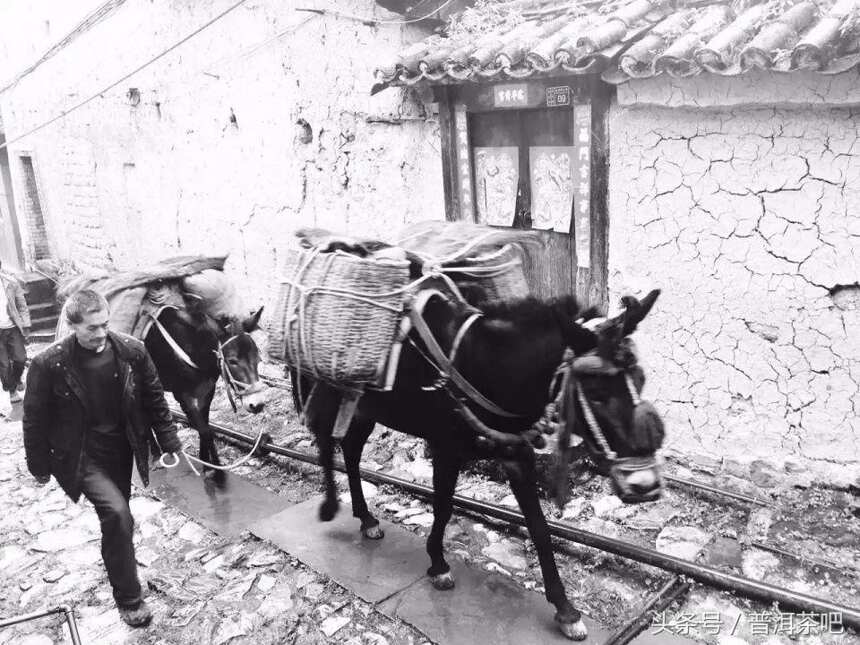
[250,496,697,645]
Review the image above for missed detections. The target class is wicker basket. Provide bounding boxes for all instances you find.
[268,248,411,386]
[444,244,530,303]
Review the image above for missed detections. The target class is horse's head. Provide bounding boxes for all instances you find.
[558,289,664,505]
[215,306,268,414]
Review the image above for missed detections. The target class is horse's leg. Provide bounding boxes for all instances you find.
[502,449,586,641]
[427,446,460,590]
[176,392,209,464]
[303,382,341,521]
[197,380,223,483]
[340,415,381,539]
[176,380,220,481]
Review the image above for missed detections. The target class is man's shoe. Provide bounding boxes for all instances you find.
[118,601,152,627]
[9,390,22,403]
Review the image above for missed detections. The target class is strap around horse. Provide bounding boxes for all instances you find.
[147,309,200,370]
[408,291,523,419]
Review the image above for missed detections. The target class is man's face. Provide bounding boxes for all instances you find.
[71,308,110,351]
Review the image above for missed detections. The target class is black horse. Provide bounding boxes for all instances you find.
[145,305,267,480]
[294,288,663,641]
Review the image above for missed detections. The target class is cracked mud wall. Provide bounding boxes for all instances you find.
[0,0,443,307]
[609,74,860,487]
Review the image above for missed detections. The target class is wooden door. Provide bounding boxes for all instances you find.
[444,85,608,312]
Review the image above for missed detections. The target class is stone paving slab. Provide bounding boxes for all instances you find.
[147,459,291,537]
[249,496,693,645]
[376,559,610,645]
[250,496,427,604]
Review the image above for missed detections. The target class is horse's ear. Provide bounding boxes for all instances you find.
[243,306,264,333]
[622,289,660,336]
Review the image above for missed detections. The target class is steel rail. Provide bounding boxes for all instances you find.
[663,473,774,507]
[175,412,860,631]
[0,605,81,645]
[604,576,691,645]
[256,379,779,510]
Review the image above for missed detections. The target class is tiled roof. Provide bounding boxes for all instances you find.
[374,0,860,87]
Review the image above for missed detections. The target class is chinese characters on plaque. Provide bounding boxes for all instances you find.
[474,146,519,227]
[529,146,574,233]
[573,104,592,268]
[454,104,474,218]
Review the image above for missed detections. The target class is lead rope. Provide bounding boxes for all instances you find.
[156,427,266,477]
[154,338,267,476]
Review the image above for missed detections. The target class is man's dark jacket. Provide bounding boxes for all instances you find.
[23,331,179,501]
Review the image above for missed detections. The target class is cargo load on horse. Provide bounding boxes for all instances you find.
[56,256,244,340]
[267,221,540,390]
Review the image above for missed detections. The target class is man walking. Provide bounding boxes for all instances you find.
[23,289,182,627]
[0,259,30,413]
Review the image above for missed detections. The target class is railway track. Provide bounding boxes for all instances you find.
[171,408,860,641]
[255,374,856,576]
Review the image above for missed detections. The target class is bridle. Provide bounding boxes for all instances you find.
[215,334,266,412]
[148,309,264,411]
[566,349,661,496]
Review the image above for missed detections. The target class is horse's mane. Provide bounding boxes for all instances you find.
[394,220,543,264]
[480,295,584,330]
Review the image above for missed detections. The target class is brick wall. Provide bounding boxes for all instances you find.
[18,155,51,261]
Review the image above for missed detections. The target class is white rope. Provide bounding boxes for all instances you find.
[157,424,266,476]
[575,381,617,461]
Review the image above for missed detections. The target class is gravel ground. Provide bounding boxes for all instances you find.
[198,359,860,645]
[0,417,430,645]
[3,346,858,645]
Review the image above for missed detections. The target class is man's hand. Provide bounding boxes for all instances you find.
[23,327,31,343]
[33,474,50,486]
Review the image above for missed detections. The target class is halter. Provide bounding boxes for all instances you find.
[568,351,660,495]
[148,309,263,412]
[573,373,641,463]
[215,334,265,412]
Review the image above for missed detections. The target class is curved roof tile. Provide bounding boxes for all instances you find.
[374,0,860,88]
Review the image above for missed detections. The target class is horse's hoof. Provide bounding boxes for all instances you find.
[204,469,226,485]
[557,618,587,641]
[362,525,385,540]
[319,499,339,522]
[430,572,455,590]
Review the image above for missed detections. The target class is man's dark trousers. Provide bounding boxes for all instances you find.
[79,436,142,608]
[0,326,26,393]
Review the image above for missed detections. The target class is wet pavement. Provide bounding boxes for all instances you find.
[147,459,292,537]
[0,411,431,645]
[253,496,694,645]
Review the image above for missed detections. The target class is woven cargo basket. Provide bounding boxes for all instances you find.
[444,244,530,303]
[268,248,411,386]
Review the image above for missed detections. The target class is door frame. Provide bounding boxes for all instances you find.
[435,76,611,313]
[0,135,24,269]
